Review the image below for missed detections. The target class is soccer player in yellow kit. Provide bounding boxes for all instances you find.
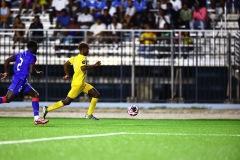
[43,42,101,120]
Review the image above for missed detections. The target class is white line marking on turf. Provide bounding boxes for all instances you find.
[0,132,239,145]
[129,133,240,137]
[0,132,126,145]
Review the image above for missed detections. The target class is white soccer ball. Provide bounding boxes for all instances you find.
[127,105,139,116]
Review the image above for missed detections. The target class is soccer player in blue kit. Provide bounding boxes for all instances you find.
[0,40,49,125]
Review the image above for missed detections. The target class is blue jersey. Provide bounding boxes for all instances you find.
[133,0,147,12]
[112,0,122,7]
[13,50,36,80]
[77,0,94,9]
[94,0,106,10]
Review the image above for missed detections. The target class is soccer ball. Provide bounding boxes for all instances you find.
[127,105,139,116]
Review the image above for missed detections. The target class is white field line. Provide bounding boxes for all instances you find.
[0,132,239,145]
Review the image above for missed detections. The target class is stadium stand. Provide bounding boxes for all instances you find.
[0,0,239,103]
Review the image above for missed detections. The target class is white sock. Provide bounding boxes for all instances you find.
[34,116,39,121]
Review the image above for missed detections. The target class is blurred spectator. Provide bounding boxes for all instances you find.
[159,23,171,44]
[18,0,33,15]
[77,6,94,40]
[181,31,194,57]
[105,0,117,17]
[64,17,80,44]
[133,0,147,13]
[77,6,94,29]
[95,0,107,10]
[210,0,226,13]
[148,0,158,9]
[111,0,123,16]
[0,0,11,29]
[190,1,208,31]
[142,11,156,29]
[107,16,122,43]
[129,12,144,38]
[170,0,182,12]
[55,17,79,57]
[122,0,136,28]
[3,0,11,8]
[12,15,27,49]
[52,9,70,38]
[226,0,240,14]
[57,8,71,28]
[181,31,193,46]
[122,0,129,10]
[49,0,69,25]
[2,0,19,8]
[182,0,195,8]
[100,7,112,26]
[31,0,48,16]
[159,0,169,10]
[139,23,157,52]
[86,0,96,8]
[197,0,207,7]
[87,17,106,43]
[130,12,144,29]
[92,0,106,19]
[178,2,192,29]
[28,15,44,43]
[164,2,179,29]
[112,0,122,7]
[74,0,88,14]
[75,0,94,9]
[156,8,168,30]
[145,0,154,9]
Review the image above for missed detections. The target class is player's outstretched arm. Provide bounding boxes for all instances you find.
[30,64,44,76]
[0,72,8,80]
[1,56,16,80]
[63,60,71,80]
[81,61,101,71]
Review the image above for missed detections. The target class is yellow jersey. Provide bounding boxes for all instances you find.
[68,54,87,86]
[140,32,157,45]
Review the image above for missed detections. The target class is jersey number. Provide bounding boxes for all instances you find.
[17,57,23,71]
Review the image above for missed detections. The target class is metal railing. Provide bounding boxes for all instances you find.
[0,29,239,103]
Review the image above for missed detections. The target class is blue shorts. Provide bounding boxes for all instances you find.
[8,76,32,95]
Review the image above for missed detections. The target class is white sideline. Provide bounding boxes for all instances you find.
[0,132,239,145]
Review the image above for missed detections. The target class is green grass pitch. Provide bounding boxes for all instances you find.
[0,117,240,160]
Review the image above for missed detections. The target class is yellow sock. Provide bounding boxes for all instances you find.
[87,98,98,115]
[47,101,64,112]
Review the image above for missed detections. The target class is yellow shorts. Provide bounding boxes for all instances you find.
[67,83,94,99]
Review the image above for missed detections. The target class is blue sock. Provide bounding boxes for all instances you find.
[32,98,39,116]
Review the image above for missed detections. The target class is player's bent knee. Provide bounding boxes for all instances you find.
[93,92,100,98]
[63,99,72,105]
[34,93,39,98]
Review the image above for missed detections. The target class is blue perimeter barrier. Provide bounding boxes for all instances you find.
[0,102,239,109]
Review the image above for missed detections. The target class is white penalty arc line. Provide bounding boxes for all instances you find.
[0,132,239,145]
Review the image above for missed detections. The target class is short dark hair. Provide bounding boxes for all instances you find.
[27,40,38,49]
[15,15,21,20]
[78,42,89,50]
[34,15,40,19]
